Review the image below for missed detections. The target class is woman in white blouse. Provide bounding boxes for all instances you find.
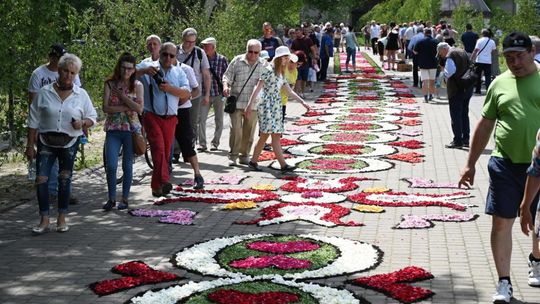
[25,53,97,235]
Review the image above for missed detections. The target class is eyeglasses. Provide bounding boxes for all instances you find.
[161,52,176,59]
[248,50,260,54]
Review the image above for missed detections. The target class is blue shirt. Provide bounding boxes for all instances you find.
[320,33,334,58]
[444,58,457,78]
[137,61,189,115]
[414,37,439,69]
[408,33,424,51]
[260,37,281,59]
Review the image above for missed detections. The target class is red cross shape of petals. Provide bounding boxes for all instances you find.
[350,266,435,303]
[208,289,300,304]
[89,261,179,296]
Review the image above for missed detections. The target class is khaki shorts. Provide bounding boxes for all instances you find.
[420,69,437,80]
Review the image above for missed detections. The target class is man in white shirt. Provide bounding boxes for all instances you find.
[369,21,381,55]
[28,44,81,205]
[404,22,416,59]
[471,29,497,94]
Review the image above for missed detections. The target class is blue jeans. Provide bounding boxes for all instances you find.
[346,47,356,67]
[448,87,473,145]
[48,160,59,196]
[105,131,134,201]
[36,138,79,216]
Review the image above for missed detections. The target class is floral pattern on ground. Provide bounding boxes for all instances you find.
[348,266,435,304]
[348,191,475,211]
[154,189,279,205]
[280,177,374,193]
[235,202,363,227]
[393,213,479,229]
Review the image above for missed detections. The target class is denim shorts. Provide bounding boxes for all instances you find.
[297,64,310,81]
[486,157,539,221]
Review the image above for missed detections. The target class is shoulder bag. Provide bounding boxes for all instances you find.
[224,62,259,114]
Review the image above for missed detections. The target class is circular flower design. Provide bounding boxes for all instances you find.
[271,156,394,174]
[299,132,398,144]
[172,234,382,280]
[310,122,399,133]
[287,143,396,158]
[129,277,364,304]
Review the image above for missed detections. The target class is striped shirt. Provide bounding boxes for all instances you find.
[222,54,265,109]
[207,53,228,97]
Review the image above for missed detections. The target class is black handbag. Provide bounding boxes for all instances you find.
[224,95,237,114]
[458,39,490,90]
[224,62,259,114]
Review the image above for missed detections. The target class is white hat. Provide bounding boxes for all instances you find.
[259,50,270,59]
[201,37,217,45]
[274,46,291,59]
[289,53,298,63]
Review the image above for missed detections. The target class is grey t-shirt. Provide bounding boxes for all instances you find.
[176,45,210,98]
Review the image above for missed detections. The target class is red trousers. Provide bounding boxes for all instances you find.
[143,112,177,189]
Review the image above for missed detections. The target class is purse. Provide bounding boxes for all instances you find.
[41,132,75,147]
[129,113,146,157]
[224,62,259,114]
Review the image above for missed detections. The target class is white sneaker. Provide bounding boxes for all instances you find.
[529,259,540,286]
[228,159,237,167]
[492,279,512,303]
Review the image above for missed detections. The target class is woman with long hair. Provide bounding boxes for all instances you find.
[245,46,310,173]
[102,52,143,211]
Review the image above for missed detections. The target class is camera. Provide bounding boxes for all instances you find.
[152,69,165,86]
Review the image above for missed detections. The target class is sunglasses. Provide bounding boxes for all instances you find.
[248,50,260,54]
[161,52,176,59]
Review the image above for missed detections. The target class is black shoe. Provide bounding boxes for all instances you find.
[210,146,218,151]
[193,175,204,190]
[172,154,180,164]
[102,200,115,211]
[463,141,470,148]
[428,94,433,101]
[281,164,296,173]
[197,147,207,152]
[248,161,262,172]
[263,143,272,151]
[162,182,173,195]
[445,141,463,149]
[117,200,128,210]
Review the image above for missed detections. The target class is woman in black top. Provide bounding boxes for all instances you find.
[386,25,401,70]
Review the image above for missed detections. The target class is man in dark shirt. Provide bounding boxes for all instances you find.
[461,23,479,56]
[260,22,282,59]
[291,28,318,97]
[414,28,439,102]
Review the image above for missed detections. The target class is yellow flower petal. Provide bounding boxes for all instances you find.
[251,184,276,191]
[362,187,390,193]
[353,205,385,213]
[222,201,258,210]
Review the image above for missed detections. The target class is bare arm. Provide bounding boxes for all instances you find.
[284,83,310,110]
[159,82,191,101]
[458,117,496,188]
[520,175,540,236]
[102,82,130,114]
[245,80,264,112]
[202,68,211,104]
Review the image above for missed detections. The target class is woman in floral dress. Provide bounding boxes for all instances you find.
[245,46,310,172]
[102,52,143,210]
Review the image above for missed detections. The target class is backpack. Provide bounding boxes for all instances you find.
[182,46,204,69]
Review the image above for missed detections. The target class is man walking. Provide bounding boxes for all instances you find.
[137,42,190,196]
[437,42,473,149]
[461,23,479,57]
[413,28,438,102]
[176,28,211,150]
[260,22,282,59]
[471,29,497,95]
[459,32,540,303]
[199,37,228,151]
[222,40,265,166]
[408,25,424,87]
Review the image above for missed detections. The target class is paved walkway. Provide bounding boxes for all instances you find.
[0,51,539,304]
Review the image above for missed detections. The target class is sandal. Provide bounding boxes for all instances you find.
[248,161,262,172]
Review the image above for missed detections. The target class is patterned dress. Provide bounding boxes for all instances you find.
[257,65,286,133]
[104,83,141,133]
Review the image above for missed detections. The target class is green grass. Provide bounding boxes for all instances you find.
[360,52,383,74]
[334,55,341,74]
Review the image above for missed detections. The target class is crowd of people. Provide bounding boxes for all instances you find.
[23,18,540,304]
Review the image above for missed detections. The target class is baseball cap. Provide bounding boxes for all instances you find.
[50,43,67,57]
[201,37,217,45]
[502,32,532,53]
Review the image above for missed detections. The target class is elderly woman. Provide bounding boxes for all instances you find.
[102,52,143,211]
[245,46,310,173]
[26,53,97,235]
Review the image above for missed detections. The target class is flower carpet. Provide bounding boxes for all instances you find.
[87,52,483,304]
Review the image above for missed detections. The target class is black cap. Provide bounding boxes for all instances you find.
[50,43,67,57]
[502,32,532,53]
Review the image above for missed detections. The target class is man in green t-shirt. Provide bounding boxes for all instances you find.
[459,32,540,303]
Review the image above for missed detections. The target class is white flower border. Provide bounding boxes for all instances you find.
[279,192,347,204]
[286,143,396,158]
[309,122,400,133]
[258,205,342,227]
[299,132,398,144]
[173,234,382,280]
[129,276,363,304]
[270,156,394,174]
